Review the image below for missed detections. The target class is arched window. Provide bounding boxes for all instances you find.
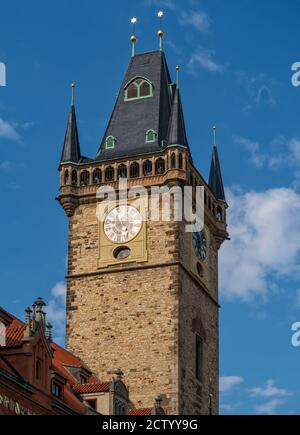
[143,160,152,176]
[71,170,77,186]
[118,164,127,179]
[179,153,183,169]
[130,162,140,179]
[146,129,157,143]
[93,168,102,185]
[64,170,69,185]
[105,166,114,182]
[125,77,153,101]
[80,170,90,186]
[208,196,212,210]
[106,136,116,150]
[204,191,207,206]
[171,153,176,169]
[216,206,223,222]
[155,158,165,175]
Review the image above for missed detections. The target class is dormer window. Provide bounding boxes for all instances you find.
[52,382,62,399]
[106,136,116,150]
[80,375,88,384]
[125,78,153,101]
[146,129,157,143]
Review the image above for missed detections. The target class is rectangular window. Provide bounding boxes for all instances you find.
[80,375,88,384]
[196,335,203,381]
[52,382,62,398]
[86,399,97,410]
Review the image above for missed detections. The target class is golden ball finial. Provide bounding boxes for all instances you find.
[176,65,180,71]
[158,30,164,38]
[71,83,75,88]
[131,35,137,43]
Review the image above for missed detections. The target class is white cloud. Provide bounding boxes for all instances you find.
[144,0,175,9]
[255,398,286,415]
[220,187,300,301]
[248,380,291,399]
[0,160,14,172]
[220,376,244,394]
[236,72,276,110]
[0,118,20,141]
[248,380,292,415]
[46,281,66,345]
[234,136,266,168]
[179,10,211,32]
[188,47,226,74]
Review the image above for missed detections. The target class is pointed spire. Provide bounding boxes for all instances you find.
[167,85,189,148]
[60,83,81,165]
[209,126,226,202]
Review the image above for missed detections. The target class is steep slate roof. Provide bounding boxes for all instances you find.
[209,145,226,202]
[96,50,173,161]
[167,87,189,149]
[60,105,81,164]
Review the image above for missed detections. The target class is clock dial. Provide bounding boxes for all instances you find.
[192,230,207,261]
[104,205,142,244]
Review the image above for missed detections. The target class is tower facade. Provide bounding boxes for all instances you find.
[57,48,228,415]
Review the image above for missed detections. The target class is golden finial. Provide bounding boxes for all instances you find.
[213,126,217,147]
[131,17,137,57]
[157,11,164,51]
[71,83,75,106]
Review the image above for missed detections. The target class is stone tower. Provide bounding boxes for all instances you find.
[57,42,228,415]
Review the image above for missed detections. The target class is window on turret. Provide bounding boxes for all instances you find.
[106,136,116,149]
[155,158,165,175]
[171,153,176,169]
[118,164,127,179]
[71,170,77,186]
[179,153,183,169]
[143,160,153,176]
[93,168,102,184]
[105,166,114,182]
[125,78,153,101]
[130,162,140,179]
[146,130,156,143]
[80,170,90,186]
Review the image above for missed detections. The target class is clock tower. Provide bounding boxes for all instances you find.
[57,34,228,415]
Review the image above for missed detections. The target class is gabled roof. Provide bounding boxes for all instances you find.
[209,145,226,202]
[73,382,110,394]
[60,105,81,164]
[167,87,189,149]
[96,50,173,161]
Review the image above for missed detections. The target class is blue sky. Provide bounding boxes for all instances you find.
[1,0,300,415]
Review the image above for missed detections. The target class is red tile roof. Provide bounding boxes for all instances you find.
[128,408,153,415]
[73,382,110,394]
[4,319,25,347]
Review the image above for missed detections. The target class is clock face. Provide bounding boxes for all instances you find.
[104,205,142,244]
[192,230,207,261]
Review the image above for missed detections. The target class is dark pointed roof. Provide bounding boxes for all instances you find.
[60,105,81,164]
[167,87,189,148]
[96,50,173,161]
[209,145,226,202]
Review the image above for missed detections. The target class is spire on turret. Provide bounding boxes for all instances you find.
[209,126,226,202]
[60,83,81,165]
[167,81,189,148]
